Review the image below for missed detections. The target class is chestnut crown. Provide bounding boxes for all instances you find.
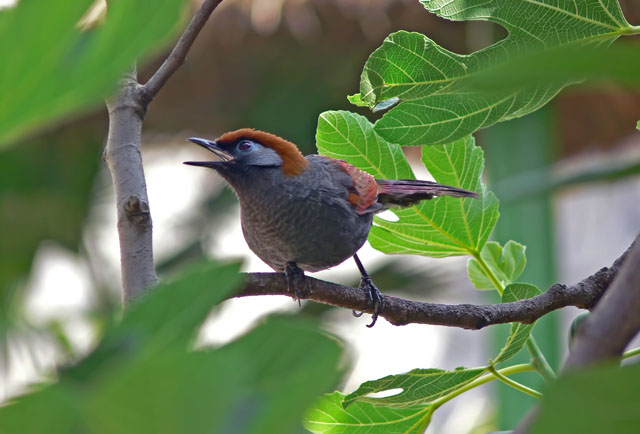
[185,129,309,176]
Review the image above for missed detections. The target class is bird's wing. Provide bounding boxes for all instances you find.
[323,158,381,215]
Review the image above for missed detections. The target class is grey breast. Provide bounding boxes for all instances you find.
[237,155,374,272]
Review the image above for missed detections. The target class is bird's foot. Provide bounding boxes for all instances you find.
[285,262,306,306]
[352,276,383,328]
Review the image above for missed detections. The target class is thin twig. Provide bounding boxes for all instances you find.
[235,237,633,329]
[143,0,224,100]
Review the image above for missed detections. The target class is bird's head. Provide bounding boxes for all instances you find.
[184,129,308,178]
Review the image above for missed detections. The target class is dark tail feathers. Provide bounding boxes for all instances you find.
[376,179,478,209]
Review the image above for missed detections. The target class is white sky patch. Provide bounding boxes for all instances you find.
[0,0,17,10]
[25,242,93,323]
[145,146,215,257]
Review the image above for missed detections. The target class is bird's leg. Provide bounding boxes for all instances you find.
[351,253,383,328]
[285,261,306,306]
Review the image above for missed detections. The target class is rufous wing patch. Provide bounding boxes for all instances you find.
[216,128,308,176]
[335,160,379,214]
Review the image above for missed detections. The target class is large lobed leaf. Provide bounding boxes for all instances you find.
[370,135,499,257]
[316,110,414,180]
[0,0,186,147]
[353,0,634,146]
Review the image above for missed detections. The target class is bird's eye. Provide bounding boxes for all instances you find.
[237,140,254,152]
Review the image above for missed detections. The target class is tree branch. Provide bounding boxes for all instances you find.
[142,0,224,100]
[564,234,640,367]
[105,68,157,304]
[235,238,633,329]
[511,234,639,434]
[105,1,224,304]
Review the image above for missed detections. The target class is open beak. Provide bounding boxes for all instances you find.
[184,137,234,167]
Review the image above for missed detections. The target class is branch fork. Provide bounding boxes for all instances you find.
[106,0,226,303]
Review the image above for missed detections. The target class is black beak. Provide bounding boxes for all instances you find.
[184,137,234,168]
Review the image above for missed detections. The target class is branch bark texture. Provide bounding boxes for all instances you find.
[105,1,224,304]
[235,240,630,329]
[513,235,638,434]
[564,235,640,368]
[105,69,157,304]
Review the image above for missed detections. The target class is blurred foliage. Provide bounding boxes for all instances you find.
[0,124,102,314]
[464,42,640,92]
[0,0,192,371]
[0,0,186,147]
[533,362,640,434]
[0,261,345,434]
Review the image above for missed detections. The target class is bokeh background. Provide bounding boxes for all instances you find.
[2,0,640,432]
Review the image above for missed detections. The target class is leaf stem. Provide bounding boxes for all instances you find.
[487,364,542,399]
[472,251,505,295]
[622,25,640,35]
[622,346,640,360]
[430,363,535,410]
[526,337,556,382]
[473,252,556,382]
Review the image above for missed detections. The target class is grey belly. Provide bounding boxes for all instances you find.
[240,200,372,272]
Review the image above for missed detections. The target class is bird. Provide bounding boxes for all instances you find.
[184,129,477,327]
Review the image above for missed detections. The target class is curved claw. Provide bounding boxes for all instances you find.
[358,276,383,328]
[352,310,364,317]
[366,308,380,328]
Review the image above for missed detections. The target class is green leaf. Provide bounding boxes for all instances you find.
[0,262,344,434]
[0,0,186,147]
[316,110,414,180]
[347,93,368,107]
[0,384,81,434]
[66,260,244,382]
[532,362,640,434]
[213,316,346,434]
[344,367,486,408]
[493,283,542,364]
[464,43,640,91]
[304,392,430,434]
[0,130,102,296]
[356,0,634,145]
[370,135,499,257]
[86,317,344,434]
[467,241,527,290]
